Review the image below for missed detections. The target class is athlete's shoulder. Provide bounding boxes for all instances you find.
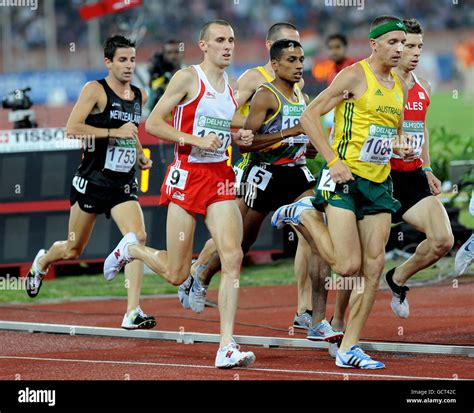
[253,83,279,107]
[238,67,267,86]
[173,66,197,82]
[82,80,104,94]
[416,75,432,96]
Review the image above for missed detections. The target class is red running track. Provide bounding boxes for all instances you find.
[0,278,472,380]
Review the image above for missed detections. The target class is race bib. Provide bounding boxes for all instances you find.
[392,120,424,159]
[301,166,315,183]
[359,124,396,165]
[190,116,232,162]
[317,169,336,192]
[247,166,272,191]
[165,166,188,190]
[104,138,137,173]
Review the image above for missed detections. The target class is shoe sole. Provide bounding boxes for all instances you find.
[25,273,42,298]
[216,354,256,369]
[307,332,344,343]
[121,319,157,330]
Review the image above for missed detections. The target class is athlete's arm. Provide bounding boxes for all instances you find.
[418,79,441,194]
[145,68,221,151]
[66,81,137,140]
[231,68,263,128]
[300,65,360,182]
[240,87,302,153]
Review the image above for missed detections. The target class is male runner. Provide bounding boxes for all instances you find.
[236,39,341,342]
[272,16,412,369]
[104,20,256,369]
[180,23,329,333]
[25,35,156,330]
[325,19,455,357]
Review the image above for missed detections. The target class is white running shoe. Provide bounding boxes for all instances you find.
[178,274,193,309]
[336,345,385,369]
[455,234,474,275]
[328,342,340,358]
[306,319,344,343]
[25,249,48,298]
[189,272,208,314]
[385,268,410,319]
[271,196,315,229]
[121,306,157,330]
[215,342,256,369]
[104,233,138,281]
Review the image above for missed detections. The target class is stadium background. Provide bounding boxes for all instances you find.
[0,0,472,285]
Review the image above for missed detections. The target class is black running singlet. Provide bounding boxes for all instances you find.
[74,78,142,188]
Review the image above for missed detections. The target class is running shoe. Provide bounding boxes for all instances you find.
[178,274,193,309]
[271,196,315,229]
[293,310,313,330]
[455,234,474,275]
[121,306,156,330]
[189,270,208,314]
[104,233,138,281]
[385,267,410,319]
[306,319,344,343]
[336,345,385,369]
[25,249,47,298]
[215,341,256,369]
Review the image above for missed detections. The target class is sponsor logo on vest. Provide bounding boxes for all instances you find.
[172,191,185,201]
[418,91,425,100]
[375,89,384,96]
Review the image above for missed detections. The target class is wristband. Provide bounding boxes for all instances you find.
[327,156,339,168]
[423,167,433,172]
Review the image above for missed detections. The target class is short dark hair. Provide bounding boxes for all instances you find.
[326,33,348,47]
[266,22,298,42]
[370,15,403,33]
[104,35,135,61]
[270,39,303,61]
[165,39,181,46]
[199,20,232,41]
[403,18,423,34]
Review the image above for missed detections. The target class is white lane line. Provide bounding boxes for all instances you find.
[0,355,465,381]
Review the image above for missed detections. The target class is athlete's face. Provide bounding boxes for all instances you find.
[106,47,136,83]
[272,46,305,83]
[327,38,347,64]
[266,28,301,50]
[199,25,235,68]
[371,31,406,67]
[400,33,423,71]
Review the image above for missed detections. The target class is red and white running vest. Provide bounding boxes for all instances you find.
[172,64,238,164]
[391,72,430,172]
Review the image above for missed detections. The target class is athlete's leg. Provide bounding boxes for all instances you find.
[38,203,97,272]
[197,197,250,286]
[294,232,312,315]
[111,201,148,313]
[128,202,196,285]
[205,200,244,347]
[331,288,352,331]
[393,196,454,285]
[340,213,391,352]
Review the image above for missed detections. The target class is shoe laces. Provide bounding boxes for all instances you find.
[136,306,147,318]
[399,285,409,304]
[350,346,371,360]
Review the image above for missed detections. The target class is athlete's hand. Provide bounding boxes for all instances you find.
[198,133,222,151]
[232,129,253,147]
[137,152,153,170]
[329,159,354,184]
[393,134,416,161]
[305,142,318,159]
[425,170,442,195]
[114,122,138,140]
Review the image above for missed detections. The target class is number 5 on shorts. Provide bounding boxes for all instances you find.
[166,166,188,190]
